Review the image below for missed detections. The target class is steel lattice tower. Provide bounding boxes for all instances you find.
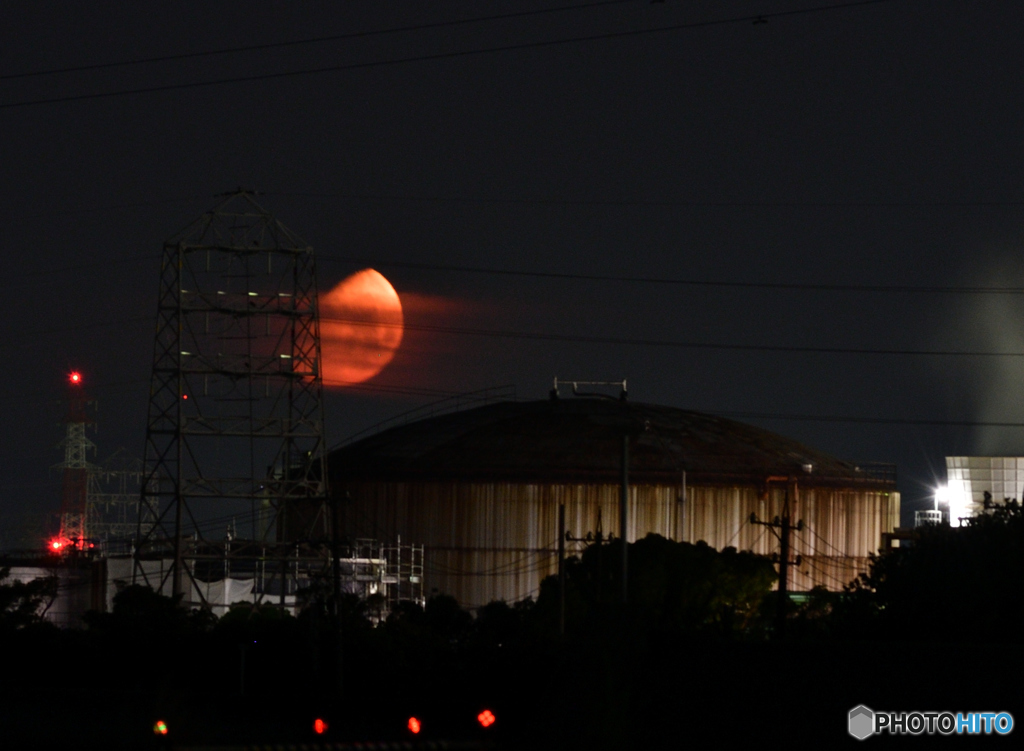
[135,191,329,598]
[54,372,94,551]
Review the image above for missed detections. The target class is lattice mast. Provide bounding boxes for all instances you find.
[54,371,94,550]
[87,450,143,549]
[136,191,329,597]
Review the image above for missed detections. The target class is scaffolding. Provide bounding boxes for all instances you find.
[111,538,423,620]
[381,538,425,611]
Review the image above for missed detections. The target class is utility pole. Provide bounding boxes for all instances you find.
[750,481,803,637]
[548,374,626,602]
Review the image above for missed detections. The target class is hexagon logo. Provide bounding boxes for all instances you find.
[849,705,875,740]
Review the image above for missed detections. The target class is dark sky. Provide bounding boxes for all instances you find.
[3,0,1024,545]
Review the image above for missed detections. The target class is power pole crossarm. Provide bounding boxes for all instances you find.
[749,480,804,637]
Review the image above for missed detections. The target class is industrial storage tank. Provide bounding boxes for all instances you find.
[942,455,1024,526]
[328,397,899,608]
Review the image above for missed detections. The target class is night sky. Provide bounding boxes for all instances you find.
[3,1,1023,547]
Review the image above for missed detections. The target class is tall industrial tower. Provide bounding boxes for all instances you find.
[54,371,94,551]
[135,191,329,598]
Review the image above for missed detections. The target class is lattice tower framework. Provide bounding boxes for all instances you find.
[54,373,94,549]
[135,191,329,598]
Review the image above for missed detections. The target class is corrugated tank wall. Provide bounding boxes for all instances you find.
[685,485,900,592]
[339,481,899,608]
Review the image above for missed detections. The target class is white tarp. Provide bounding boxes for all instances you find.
[191,576,255,616]
[105,557,257,615]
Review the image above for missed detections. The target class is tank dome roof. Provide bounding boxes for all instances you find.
[329,398,893,489]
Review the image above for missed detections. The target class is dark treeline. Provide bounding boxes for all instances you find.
[1,505,1022,749]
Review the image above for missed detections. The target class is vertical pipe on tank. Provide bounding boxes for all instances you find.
[558,503,566,636]
[620,434,629,605]
[680,469,687,543]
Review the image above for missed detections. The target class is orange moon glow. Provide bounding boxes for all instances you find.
[320,268,404,384]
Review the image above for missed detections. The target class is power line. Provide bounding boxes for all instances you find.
[323,315,1024,359]
[6,196,208,228]
[723,515,750,549]
[0,0,635,81]
[323,382,465,399]
[804,525,849,557]
[13,255,156,280]
[12,249,1024,297]
[0,0,893,110]
[3,315,152,345]
[801,555,852,590]
[0,378,150,411]
[14,308,1024,363]
[0,375,453,409]
[290,191,1024,209]
[747,523,769,554]
[715,410,1024,428]
[9,192,1024,241]
[322,255,1024,295]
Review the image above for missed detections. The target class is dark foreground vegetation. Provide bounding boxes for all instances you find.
[1,504,1022,749]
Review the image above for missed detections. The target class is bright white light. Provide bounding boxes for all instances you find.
[934,485,950,507]
[947,485,970,528]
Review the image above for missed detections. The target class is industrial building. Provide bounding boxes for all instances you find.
[940,456,1024,526]
[328,395,900,608]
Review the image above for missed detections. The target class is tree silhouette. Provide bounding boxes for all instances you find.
[0,566,57,630]
[823,498,1024,641]
[534,534,776,636]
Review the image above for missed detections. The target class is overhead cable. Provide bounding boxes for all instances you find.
[321,255,1024,295]
[322,315,1024,359]
[0,0,635,81]
[0,1,893,110]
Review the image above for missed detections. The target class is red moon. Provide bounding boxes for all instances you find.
[320,268,404,385]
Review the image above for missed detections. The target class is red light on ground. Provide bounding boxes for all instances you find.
[69,372,81,384]
[153,720,168,736]
[478,709,496,728]
[407,717,421,734]
[314,718,327,735]
[51,541,61,550]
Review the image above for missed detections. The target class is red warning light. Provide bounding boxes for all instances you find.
[153,720,168,736]
[313,718,327,735]
[182,394,189,400]
[69,372,82,385]
[48,537,72,553]
[407,717,421,734]
[477,709,496,728]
